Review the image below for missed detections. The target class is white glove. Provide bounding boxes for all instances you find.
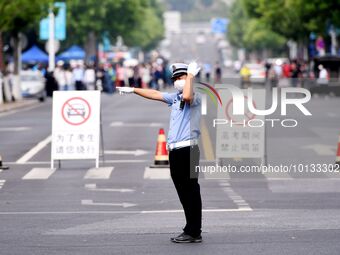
[117,87,135,95]
[187,61,201,76]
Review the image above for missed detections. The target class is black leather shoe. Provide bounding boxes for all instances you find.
[171,232,202,243]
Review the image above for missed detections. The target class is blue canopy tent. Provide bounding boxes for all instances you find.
[21,45,48,63]
[57,45,85,61]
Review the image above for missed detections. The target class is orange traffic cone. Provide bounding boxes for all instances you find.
[0,154,9,170]
[150,128,169,168]
[336,134,340,167]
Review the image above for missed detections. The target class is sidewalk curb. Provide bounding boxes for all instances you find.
[0,100,39,114]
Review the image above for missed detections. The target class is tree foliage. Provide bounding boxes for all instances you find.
[228,0,285,51]
[243,19,285,51]
[228,0,340,51]
[257,0,340,39]
[0,0,52,74]
[66,0,164,50]
[227,1,247,48]
[0,0,52,34]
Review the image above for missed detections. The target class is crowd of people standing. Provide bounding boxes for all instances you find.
[266,59,330,88]
[45,59,174,95]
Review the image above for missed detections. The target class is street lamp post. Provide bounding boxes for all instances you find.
[48,8,55,72]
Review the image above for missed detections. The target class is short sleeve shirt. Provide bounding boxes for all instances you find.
[161,91,201,144]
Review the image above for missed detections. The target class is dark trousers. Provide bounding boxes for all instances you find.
[75,81,86,90]
[169,145,202,237]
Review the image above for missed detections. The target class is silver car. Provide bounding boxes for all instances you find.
[20,70,46,102]
[246,63,266,84]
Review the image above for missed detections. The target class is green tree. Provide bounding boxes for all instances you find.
[299,0,340,33]
[253,0,340,41]
[228,0,285,52]
[0,0,52,72]
[228,0,340,57]
[0,0,51,101]
[243,19,285,51]
[125,6,164,50]
[66,0,164,56]
[227,0,248,48]
[256,0,305,41]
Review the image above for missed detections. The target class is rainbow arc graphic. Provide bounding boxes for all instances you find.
[196,82,223,107]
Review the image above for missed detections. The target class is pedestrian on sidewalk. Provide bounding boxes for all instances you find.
[317,64,329,85]
[117,62,203,243]
[72,64,85,90]
[214,61,222,84]
[240,64,251,88]
[54,61,67,91]
[115,63,125,87]
[204,62,212,82]
[84,64,96,91]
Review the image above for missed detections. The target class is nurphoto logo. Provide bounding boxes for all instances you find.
[199,84,312,128]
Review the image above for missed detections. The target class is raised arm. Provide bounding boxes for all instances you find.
[182,74,194,103]
[182,62,201,103]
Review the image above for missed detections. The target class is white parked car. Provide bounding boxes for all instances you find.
[246,63,266,84]
[20,70,46,102]
[196,31,206,44]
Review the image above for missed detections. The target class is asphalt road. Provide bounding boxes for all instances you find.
[0,89,340,254]
[1,21,340,255]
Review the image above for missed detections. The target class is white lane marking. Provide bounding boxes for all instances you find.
[84,167,114,179]
[0,208,252,215]
[219,182,230,186]
[219,180,252,211]
[0,127,31,132]
[6,160,148,165]
[85,183,134,193]
[22,168,56,180]
[144,167,170,180]
[81,199,137,208]
[16,135,51,164]
[0,180,5,189]
[104,150,149,156]
[0,180,6,189]
[110,121,163,127]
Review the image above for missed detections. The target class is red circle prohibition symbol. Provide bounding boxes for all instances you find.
[225,96,256,125]
[61,97,91,126]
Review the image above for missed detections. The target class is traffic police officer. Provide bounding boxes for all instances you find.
[118,62,202,243]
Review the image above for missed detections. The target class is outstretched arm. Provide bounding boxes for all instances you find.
[134,88,164,102]
[117,87,165,102]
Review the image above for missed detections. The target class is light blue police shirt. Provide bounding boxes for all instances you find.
[161,91,201,145]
